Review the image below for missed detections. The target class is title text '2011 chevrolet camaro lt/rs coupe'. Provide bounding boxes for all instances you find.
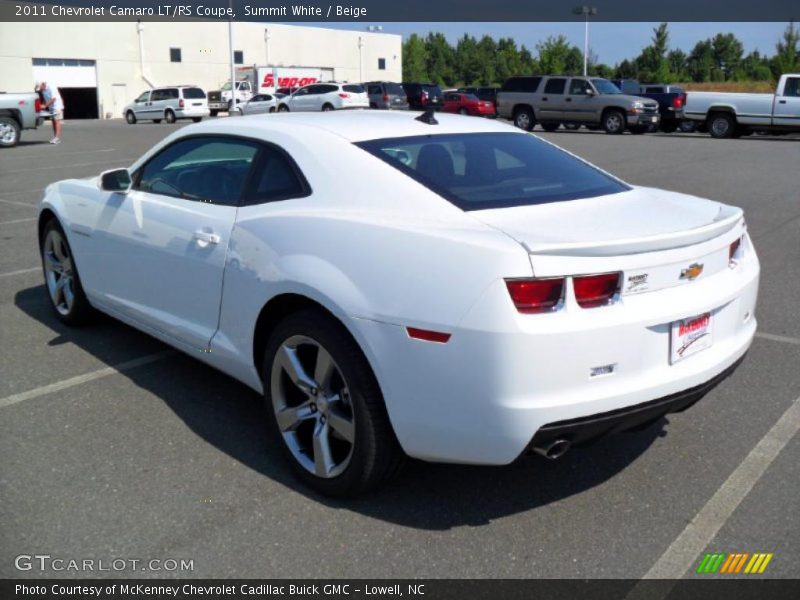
[37,111,759,495]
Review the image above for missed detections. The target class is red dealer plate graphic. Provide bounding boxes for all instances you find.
[670,312,713,364]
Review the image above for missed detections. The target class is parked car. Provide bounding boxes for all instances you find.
[683,74,800,138]
[611,80,687,133]
[497,75,660,134]
[124,86,209,124]
[442,92,496,117]
[37,111,759,495]
[402,83,443,110]
[364,81,409,110]
[276,87,300,96]
[0,91,45,147]
[458,86,500,108]
[233,93,278,116]
[277,83,369,112]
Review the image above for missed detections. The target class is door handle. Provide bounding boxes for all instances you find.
[778,100,787,104]
[566,98,573,102]
[542,97,548,101]
[193,230,221,247]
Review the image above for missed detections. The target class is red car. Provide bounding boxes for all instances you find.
[442,92,496,117]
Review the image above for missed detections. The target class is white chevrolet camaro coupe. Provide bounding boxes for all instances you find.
[37,111,759,495]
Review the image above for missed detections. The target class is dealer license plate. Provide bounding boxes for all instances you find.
[670,312,713,364]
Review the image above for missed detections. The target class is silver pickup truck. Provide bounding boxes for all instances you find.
[684,74,800,138]
[496,75,660,134]
[0,92,45,147]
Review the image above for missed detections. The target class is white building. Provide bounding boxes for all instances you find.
[0,21,402,118]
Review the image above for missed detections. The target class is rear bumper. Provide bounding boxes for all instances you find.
[526,353,745,453]
[176,107,210,118]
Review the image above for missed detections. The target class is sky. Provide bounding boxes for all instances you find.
[298,22,790,65]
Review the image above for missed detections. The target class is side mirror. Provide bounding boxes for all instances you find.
[585,88,596,96]
[99,168,132,193]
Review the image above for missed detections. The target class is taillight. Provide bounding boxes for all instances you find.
[383,94,389,102]
[573,273,621,308]
[729,237,742,266]
[406,327,451,343]
[338,93,350,98]
[179,98,185,108]
[506,279,564,314]
[672,95,684,109]
[35,98,41,112]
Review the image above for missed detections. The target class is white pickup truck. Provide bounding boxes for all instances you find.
[0,92,45,148]
[684,74,800,138]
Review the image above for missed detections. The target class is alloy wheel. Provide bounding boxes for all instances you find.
[606,113,623,133]
[515,112,531,129]
[0,121,18,144]
[270,335,356,478]
[711,117,730,137]
[43,229,76,316]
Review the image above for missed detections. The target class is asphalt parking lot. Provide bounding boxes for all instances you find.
[1,118,798,580]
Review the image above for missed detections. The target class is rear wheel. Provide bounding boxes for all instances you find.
[210,110,219,117]
[0,116,21,147]
[192,117,202,123]
[278,104,289,113]
[708,113,735,138]
[513,106,535,131]
[679,121,696,133]
[602,109,626,134]
[40,219,94,325]
[659,121,678,133]
[125,111,137,125]
[164,110,177,124]
[263,309,403,496]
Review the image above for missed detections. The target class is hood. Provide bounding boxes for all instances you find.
[470,186,742,256]
[610,93,658,107]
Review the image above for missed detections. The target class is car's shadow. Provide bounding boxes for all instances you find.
[15,284,665,530]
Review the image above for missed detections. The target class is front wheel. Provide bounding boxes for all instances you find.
[125,111,137,125]
[264,309,403,496]
[0,116,21,147]
[278,104,289,113]
[192,117,203,123]
[40,220,94,325]
[603,109,626,134]
[164,110,177,124]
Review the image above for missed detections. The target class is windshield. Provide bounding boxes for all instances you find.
[591,79,622,95]
[220,81,246,91]
[356,133,629,211]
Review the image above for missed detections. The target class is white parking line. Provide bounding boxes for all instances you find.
[0,267,39,278]
[0,198,37,208]
[0,188,45,196]
[2,148,116,160]
[756,332,800,346]
[633,393,800,585]
[8,158,137,174]
[0,350,175,409]
[0,217,37,226]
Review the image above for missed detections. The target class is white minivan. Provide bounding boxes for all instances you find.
[124,86,210,124]
[277,83,369,112]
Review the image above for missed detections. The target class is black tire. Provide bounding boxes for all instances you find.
[278,104,289,113]
[125,111,137,125]
[458,108,469,115]
[659,121,678,133]
[541,122,559,132]
[707,112,735,138]
[210,110,219,117]
[263,309,403,496]
[321,103,334,112]
[152,119,162,124]
[0,116,21,147]
[679,121,696,133]
[164,110,177,124]
[192,117,202,123]
[40,219,95,326]
[513,106,535,131]
[269,107,276,113]
[602,109,626,134]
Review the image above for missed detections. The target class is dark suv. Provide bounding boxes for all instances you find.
[402,83,443,110]
[365,82,409,110]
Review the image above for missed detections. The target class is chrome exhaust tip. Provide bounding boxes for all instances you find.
[533,439,571,460]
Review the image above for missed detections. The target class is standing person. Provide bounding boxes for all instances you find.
[39,81,64,144]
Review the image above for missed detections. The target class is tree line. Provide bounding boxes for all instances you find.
[402,22,799,86]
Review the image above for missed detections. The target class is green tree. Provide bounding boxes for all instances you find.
[772,20,799,77]
[711,33,744,79]
[741,50,773,81]
[424,32,456,86]
[688,39,715,82]
[454,34,483,86]
[402,34,428,82]
[667,49,688,81]
[536,35,582,75]
[634,23,671,82]
[476,35,498,85]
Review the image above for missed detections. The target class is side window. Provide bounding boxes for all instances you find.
[368,85,381,95]
[137,136,259,206]
[784,77,800,97]
[320,84,339,94]
[544,78,566,94]
[165,88,179,100]
[251,95,265,102]
[135,91,149,103]
[244,145,310,205]
[568,79,589,95]
[644,86,662,94]
[294,87,309,96]
[150,89,165,102]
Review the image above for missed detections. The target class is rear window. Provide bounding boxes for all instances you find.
[356,133,629,211]
[182,88,206,99]
[343,84,365,94]
[385,83,405,95]
[422,85,442,98]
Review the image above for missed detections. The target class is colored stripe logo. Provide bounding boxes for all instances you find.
[696,552,773,574]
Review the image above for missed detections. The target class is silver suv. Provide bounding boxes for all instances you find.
[124,86,210,124]
[497,76,659,134]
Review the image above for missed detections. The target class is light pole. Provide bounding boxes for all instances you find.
[358,36,365,82]
[573,5,597,76]
[228,0,236,110]
[264,28,271,65]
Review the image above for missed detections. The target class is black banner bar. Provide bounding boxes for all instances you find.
[1,0,798,22]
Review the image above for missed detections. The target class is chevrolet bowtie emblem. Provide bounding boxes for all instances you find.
[680,263,704,280]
